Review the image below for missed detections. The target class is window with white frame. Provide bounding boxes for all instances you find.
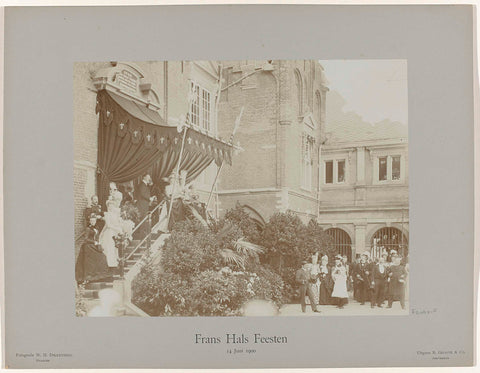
[324,159,347,184]
[376,155,402,182]
[392,155,401,180]
[379,156,388,181]
[325,161,333,184]
[302,134,314,190]
[190,81,212,133]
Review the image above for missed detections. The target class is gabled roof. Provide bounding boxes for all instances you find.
[325,90,408,144]
[326,117,408,143]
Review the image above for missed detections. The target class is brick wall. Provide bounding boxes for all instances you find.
[217,60,328,221]
[217,191,281,223]
[218,64,278,191]
[73,62,107,252]
[73,60,223,244]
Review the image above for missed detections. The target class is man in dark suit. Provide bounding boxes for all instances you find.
[135,174,154,237]
[84,195,104,231]
[353,252,372,305]
[370,255,388,308]
[296,260,321,313]
[386,255,407,309]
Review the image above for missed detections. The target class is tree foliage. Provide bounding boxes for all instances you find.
[223,204,262,244]
[132,208,335,313]
[132,219,284,316]
[259,212,333,302]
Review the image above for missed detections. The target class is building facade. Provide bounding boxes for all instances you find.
[215,60,408,262]
[73,61,221,248]
[317,136,409,261]
[216,60,329,225]
[74,59,408,262]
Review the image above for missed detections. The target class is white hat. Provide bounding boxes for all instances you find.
[361,251,370,258]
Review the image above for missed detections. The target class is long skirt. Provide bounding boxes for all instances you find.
[332,277,348,298]
[319,282,333,305]
[75,243,110,283]
[99,228,119,267]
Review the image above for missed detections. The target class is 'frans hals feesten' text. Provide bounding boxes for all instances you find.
[195,333,287,344]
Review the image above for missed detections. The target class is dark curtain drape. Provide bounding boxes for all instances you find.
[96,90,233,205]
[149,149,213,186]
[181,150,215,184]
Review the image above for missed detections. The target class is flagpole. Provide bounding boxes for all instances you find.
[167,125,188,228]
[205,162,224,214]
[205,106,244,214]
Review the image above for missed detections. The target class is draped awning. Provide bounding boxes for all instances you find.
[107,90,165,125]
[95,89,233,204]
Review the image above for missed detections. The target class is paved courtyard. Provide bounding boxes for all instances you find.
[279,299,409,316]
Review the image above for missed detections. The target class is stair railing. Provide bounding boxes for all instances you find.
[118,201,164,278]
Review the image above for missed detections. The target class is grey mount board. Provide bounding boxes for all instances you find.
[3,5,476,368]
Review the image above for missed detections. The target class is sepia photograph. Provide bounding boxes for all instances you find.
[74,59,409,317]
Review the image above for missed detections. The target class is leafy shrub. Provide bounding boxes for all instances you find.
[162,221,224,278]
[250,265,285,306]
[259,212,333,302]
[304,220,335,259]
[261,211,308,270]
[278,266,300,302]
[75,284,87,317]
[132,219,284,316]
[132,265,167,316]
[223,205,262,244]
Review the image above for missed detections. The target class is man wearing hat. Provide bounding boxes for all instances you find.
[370,254,389,308]
[84,195,104,231]
[295,260,321,313]
[135,174,155,237]
[352,251,372,305]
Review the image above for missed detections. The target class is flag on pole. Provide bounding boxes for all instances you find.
[229,106,244,143]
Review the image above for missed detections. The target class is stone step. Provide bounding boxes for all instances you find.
[124,244,147,254]
[84,281,113,291]
[125,246,146,254]
[82,289,100,299]
[125,259,137,267]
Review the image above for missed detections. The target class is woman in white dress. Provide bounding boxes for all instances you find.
[309,253,320,305]
[331,255,349,309]
[99,183,124,268]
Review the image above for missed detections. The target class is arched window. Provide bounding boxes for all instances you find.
[326,228,352,262]
[371,227,408,259]
[315,90,322,122]
[294,69,303,116]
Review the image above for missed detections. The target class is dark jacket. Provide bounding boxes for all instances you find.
[84,204,102,225]
[296,268,311,285]
[387,264,407,297]
[353,262,372,283]
[372,263,389,281]
[135,182,151,217]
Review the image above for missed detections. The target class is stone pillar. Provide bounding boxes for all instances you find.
[354,223,367,258]
[356,147,365,184]
[387,155,392,181]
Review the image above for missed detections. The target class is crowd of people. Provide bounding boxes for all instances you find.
[296,250,408,313]
[75,182,136,284]
[75,172,207,285]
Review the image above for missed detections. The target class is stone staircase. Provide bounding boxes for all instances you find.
[79,231,166,316]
